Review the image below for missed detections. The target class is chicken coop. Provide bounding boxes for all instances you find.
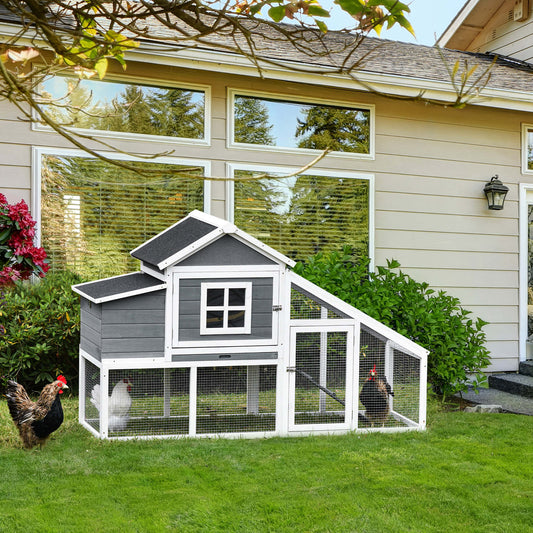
[73,210,428,440]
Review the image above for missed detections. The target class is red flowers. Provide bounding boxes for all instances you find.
[0,193,49,286]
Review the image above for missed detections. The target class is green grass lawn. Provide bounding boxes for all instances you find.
[1,396,532,533]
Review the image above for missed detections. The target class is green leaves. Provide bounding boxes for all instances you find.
[295,247,491,398]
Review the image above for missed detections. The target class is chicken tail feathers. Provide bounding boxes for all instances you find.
[5,380,34,426]
[90,384,101,412]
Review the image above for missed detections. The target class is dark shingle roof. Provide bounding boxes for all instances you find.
[131,216,217,266]
[1,5,532,95]
[72,272,165,303]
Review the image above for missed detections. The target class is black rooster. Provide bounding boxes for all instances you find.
[360,365,394,426]
[5,376,68,448]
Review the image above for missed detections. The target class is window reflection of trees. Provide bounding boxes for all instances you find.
[233,94,370,154]
[42,78,205,139]
[41,155,204,278]
[234,171,369,263]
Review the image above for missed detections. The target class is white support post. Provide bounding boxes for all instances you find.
[247,366,260,414]
[189,366,197,437]
[164,367,171,417]
[78,353,86,426]
[384,340,394,413]
[319,306,328,413]
[100,367,109,439]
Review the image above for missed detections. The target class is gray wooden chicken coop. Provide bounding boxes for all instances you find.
[73,210,428,440]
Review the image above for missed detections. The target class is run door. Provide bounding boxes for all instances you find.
[288,326,354,432]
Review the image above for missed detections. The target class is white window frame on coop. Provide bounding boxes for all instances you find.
[200,281,252,335]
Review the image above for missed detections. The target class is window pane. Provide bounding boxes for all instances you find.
[234,171,369,262]
[206,311,224,328]
[528,129,533,170]
[228,310,245,328]
[228,288,246,306]
[207,288,225,306]
[41,77,206,140]
[233,95,370,154]
[41,154,205,278]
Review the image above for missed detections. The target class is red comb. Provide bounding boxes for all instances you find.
[57,375,67,385]
[371,365,376,373]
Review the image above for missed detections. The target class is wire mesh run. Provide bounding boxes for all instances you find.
[84,358,101,433]
[293,331,348,425]
[358,325,421,429]
[196,365,276,434]
[291,285,346,319]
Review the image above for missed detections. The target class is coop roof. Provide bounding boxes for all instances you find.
[130,210,296,270]
[72,271,166,304]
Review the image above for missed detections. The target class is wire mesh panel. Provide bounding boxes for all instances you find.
[358,325,421,429]
[292,331,348,426]
[84,357,101,433]
[392,348,421,426]
[196,365,277,435]
[291,285,346,320]
[104,368,190,437]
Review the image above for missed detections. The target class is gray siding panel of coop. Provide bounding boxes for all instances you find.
[178,277,273,342]
[100,290,166,358]
[179,235,277,266]
[74,272,165,302]
[172,352,278,362]
[131,217,217,265]
[80,298,102,360]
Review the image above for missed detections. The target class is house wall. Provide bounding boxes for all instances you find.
[466,0,533,61]
[2,59,533,371]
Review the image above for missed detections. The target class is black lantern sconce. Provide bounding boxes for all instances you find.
[483,175,509,210]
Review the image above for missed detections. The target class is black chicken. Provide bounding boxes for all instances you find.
[5,375,68,448]
[360,365,394,426]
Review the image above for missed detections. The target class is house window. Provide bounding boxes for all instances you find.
[230,90,373,157]
[523,124,533,173]
[39,77,209,143]
[36,148,208,278]
[200,282,252,335]
[227,165,373,264]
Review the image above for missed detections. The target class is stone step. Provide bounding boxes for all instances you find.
[519,359,533,377]
[457,386,533,416]
[488,372,533,398]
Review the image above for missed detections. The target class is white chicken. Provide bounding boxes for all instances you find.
[90,378,133,431]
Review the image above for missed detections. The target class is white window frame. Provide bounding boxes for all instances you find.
[227,88,375,160]
[31,146,212,247]
[225,163,375,270]
[33,74,211,146]
[200,281,252,335]
[522,123,533,174]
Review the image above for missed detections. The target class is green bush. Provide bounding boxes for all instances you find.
[0,270,83,392]
[294,246,491,398]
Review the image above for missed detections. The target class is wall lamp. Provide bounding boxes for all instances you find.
[483,175,509,210]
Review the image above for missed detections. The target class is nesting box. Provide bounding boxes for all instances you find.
[73,210,428,440]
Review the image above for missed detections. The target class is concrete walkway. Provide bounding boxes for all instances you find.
[457,386,533,416]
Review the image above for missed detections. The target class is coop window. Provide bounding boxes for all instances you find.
[200,282,252,334]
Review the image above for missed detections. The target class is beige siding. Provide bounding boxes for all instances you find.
[0,62,530,372]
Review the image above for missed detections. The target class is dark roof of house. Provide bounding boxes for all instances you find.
[72,272,166,303]
[131,216,218,266]
[2,5,533,94]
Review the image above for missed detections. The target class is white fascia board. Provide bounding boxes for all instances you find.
[4,20,533,113]
[436,0,481,47]
[128,45,533,113]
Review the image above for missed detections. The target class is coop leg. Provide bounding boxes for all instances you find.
[164,368,171,418]
[247,366,260,415]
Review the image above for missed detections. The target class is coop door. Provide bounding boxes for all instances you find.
[288,326,354,432]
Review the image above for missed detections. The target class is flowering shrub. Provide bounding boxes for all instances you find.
[0,193,49,285]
